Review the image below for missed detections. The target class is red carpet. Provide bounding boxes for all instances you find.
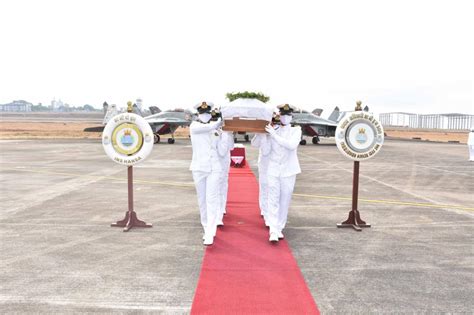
[191,165,319,315]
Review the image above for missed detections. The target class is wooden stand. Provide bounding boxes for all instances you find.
[111,166,152,232]
[337,161,371,231]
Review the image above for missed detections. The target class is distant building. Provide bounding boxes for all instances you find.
[0,100,33,112]
[380,112,474,130]
[379,112,418,128]
[50,98,64,111]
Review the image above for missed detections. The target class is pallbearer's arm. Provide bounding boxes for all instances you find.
[217,131,233,157]
[269,127,301,150]
[227,132,235,151]
[190,120,223,135]
[251,133,266,147]
[260,135,271,156]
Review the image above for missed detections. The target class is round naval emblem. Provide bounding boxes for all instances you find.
[335,111,384,161]
[102,113,153,165]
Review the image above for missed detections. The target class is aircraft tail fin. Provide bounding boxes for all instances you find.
[102,104,118,125]
[102,102,108,115]
[312,108,323,116]
[149,106,161,115]
[132,103,144,116]
[328,106,340,122]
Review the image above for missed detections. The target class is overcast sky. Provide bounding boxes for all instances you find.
[0,0,472,116]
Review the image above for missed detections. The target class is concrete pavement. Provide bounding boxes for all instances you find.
[0,138,472,313]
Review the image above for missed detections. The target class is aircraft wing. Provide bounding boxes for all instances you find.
[292,115,338,127]
[84,126,105,132]
[145,116,190,125]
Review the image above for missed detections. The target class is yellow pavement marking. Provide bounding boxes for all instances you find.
[293,193,474,212]
[3,167,472,211]
[2,167,194,188]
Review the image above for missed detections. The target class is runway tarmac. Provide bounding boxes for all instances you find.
[0,138,472,313]
[0,112,102,123]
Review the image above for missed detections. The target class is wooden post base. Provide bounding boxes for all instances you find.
[111,211,152,232]
[337,209,371,232]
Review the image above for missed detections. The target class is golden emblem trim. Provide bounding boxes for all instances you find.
[111,123,144,156]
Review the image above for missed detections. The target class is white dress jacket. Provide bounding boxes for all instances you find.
[189,121,224,173]
[263,125,302,178]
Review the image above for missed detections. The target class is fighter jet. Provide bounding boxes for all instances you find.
[292,108,338,145]
[84,102,193,144]
[144,108,193,144]
[292,105,370,145]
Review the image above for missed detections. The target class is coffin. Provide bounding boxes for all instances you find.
[222,117,268,133]
[220,98,273,133]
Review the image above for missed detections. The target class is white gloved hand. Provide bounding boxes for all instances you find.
[221,130,229,140]
[265,124,277,136]
[223,131,233,138]
[212,118,223,129]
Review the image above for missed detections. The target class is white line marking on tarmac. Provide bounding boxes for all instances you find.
[287,222,474,229]
[411,163,473,176]
[0,167,195,188]
[4,222,470,230]
[0,222,204,230]
[298,152,473,216]
[291,193,474,211]
[1,234,111,265]
[0,298,191,312]
[0,167,125,218]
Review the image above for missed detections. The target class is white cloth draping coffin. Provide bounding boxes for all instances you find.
[221,98,274,121]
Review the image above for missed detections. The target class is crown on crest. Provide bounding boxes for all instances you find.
[358,128,366,134]
[124,129,132,136]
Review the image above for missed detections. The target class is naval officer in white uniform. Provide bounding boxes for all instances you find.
[210,108,235,225]
[189,101,224,245]
[264,104,301,242]
[251,113,281,226]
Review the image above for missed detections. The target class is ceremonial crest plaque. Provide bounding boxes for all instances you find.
[335,111,384,161]
[335,102,384,231]
[102,102,153,232]
[102,112,153,165]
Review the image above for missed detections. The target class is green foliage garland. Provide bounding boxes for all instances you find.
[225,91,270,103]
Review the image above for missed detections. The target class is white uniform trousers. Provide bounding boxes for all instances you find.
[266,174,296,233]
[469,145,474,161]
[258,169,268,219]
[192,170,222,237]
[219,161,230,219]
